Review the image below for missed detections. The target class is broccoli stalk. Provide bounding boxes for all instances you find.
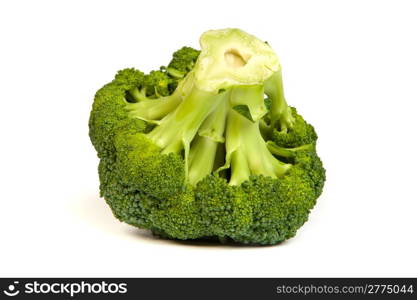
[188,99,228,185]
[230,85,267,121]
[264,69,295,132]
[147,84,225,156]
[224,109,291,185]
[125,28,296,186]
[188,136,219,185]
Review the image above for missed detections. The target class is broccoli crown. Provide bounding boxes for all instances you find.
[89,28,325,245]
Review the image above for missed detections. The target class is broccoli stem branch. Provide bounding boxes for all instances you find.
[198,96,228,143]
[188,97,229,184]
[225,109,291,186]
[188,136,219,185]
[267,142,313,158]
[126,72,196,122]
[230,85,267,121]
[264,70,294,132]
[259,119,271,140]
[128,87,148,102]
[229,149,251,186]
[126,93,182,122]
[147,87,224,156]
[166,67,185,79]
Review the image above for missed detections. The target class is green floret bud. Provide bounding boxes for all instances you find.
[143,70,172,97]
[271,107,318,148]
[114,131,185,199]
[114,68,144,89]
[195,175,252,238]
[113,68,146,103]
[167,46,201,78]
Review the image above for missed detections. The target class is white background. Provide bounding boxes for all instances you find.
[1,0,416,277]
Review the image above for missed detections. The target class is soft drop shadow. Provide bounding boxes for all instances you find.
[72,193,293,248]
[126,226,292,249]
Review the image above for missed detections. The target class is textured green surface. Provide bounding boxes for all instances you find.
[89,30,325,245]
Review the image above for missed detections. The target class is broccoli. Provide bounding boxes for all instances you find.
[89,28,325,245]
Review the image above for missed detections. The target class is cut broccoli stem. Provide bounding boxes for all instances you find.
[264,70,295,132]
[198,96,228,143]
[230,85,267,121]
[225,109,292,186]
[266,141,314,158]
[188,136,219,185]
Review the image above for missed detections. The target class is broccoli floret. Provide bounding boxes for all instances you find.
[89,28,326,245]
[167,46,200,78]
[165,47,200,92]
[270,107,318,147]
[143,70,172,97]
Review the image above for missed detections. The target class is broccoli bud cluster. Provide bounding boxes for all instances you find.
[89,29,325,245]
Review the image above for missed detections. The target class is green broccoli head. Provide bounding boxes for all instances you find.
[167,46,200,78]
[89,28,325,245]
